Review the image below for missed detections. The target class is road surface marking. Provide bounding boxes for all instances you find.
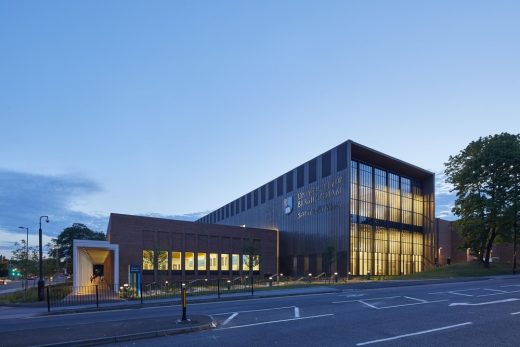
[333,295,401,304]
[510,311,520,315]
[339,294,366,298]
[449,291,474,297]
[221,312,238,326]
[211,306,295,316]
[358,301,379,309]
[501,285,520,288]
[375,300,448,309]
[404,296,427,303]
[484,288,508,293]
[449,298,519,307]
[219,313,334,330]
[294,307,300,318]
[355,322,473,346]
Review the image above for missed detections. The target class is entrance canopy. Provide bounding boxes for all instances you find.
[73,240,119,293]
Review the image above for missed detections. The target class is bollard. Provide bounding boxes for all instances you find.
[367,271,371,280]
[347,271,352,281]
[140,281,143,304]
[46,286,50,312]
[334,272,338,283]
[95,284,99,308]
[269,277,273,287]
[181,284,187,321]
[217,279,221,299]
[227,279,231,290]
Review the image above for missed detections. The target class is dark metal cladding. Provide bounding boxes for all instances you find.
[198,140,435,277]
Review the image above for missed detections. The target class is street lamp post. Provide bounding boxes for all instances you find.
[38,216,49,301]
[18,226,29,290]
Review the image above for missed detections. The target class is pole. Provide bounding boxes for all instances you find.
[26,227,28,291]
[514,210,518,275]
[217,278,220,299]
[181,285,187,321]
[38,216,49,302]
[251,276,254,296]
[46,286,50,312]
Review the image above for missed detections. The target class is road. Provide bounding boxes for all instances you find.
[2,276,520,346]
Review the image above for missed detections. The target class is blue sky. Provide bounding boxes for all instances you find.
[1,1,519,257]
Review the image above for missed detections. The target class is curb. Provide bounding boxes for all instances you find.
[30,318,216,347]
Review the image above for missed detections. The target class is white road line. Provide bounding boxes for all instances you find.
[501,285,520,288]
[449,298,519,307]
[358,301,379,309]
[484,288,508,293]
[510,311,520,315]
[449,291,474,297]
[355,322,473,346]
[211,306,295,316]
[219,313,334,330]
[404,296,427,303]
[221,312,238,326]
[333,296,401,304]
[376,300,448,310]
[294,307,300,318]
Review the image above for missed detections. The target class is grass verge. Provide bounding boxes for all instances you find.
[399,261,514,279]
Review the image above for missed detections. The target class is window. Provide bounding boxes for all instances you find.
[297,165,304,188]
[221,254,230,271]
[142,250,154,270]
[308,159,317,183]
[261,185,266,204]
[243,255,250,271]
[232,254,240,271]
[277,176,284,197]
[268,181,274,200]
[322,151,331,178]
[226,205,229,218]
[209,253,218,271]
[247,193,252,209]
[254,189,259,206]
[198,252,206,271]
[158,251,168,270]
[337,143,347,171]
[231,202,234,216]
[172,251,181,271]
[241,196,246,212]
[235,200,239,214]
[185,252,194,270]
[286,171,293,193]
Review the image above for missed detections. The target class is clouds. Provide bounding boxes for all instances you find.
[435,171,456,221]
[0,169,107,257]
[0,168,209,258]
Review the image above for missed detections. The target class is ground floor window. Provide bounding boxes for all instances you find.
[143,250,154,270]
[185,252,194,270]
[209,253,218,271]
[221,254,229,271]
[232,254,240,271]
[172,251,181,271]
[158,251,168,270]
[198,252,206,271]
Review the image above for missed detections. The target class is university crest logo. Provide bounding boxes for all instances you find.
[283,196,293,215]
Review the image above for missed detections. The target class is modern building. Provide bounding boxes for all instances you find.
[73,213,278,291]
[198,140,435,276]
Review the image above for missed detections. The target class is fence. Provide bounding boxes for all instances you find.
[45,275,367,312]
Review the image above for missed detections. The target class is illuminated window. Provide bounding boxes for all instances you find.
[221,254,229,271]
[142,250,154,270]
[242,255,250,271]
[232,254,239,271]
[209,253,218,271]
[198,252,206,271]
[185,252,194,271]
[171,251,181,271]
[157,251,168,270]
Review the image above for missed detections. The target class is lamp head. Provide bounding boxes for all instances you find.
[45,217,49,223]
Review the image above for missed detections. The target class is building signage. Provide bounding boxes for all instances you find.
[283,196,293,214]
[295,176,344,219]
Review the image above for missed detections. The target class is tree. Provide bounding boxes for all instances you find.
[50,223,106,274]
[445,133,520,267]
[11,239,38,277]
[322,245,337,275]
[242,240,261,278]
[0,256,9,277]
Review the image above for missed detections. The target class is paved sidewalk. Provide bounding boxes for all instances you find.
[4,314,214,347]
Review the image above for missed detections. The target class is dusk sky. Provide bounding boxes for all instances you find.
[1,1,519,258]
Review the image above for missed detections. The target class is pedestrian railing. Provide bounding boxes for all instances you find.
[46,275,392,312]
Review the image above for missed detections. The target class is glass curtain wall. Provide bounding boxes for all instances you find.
[350,160,425,276]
